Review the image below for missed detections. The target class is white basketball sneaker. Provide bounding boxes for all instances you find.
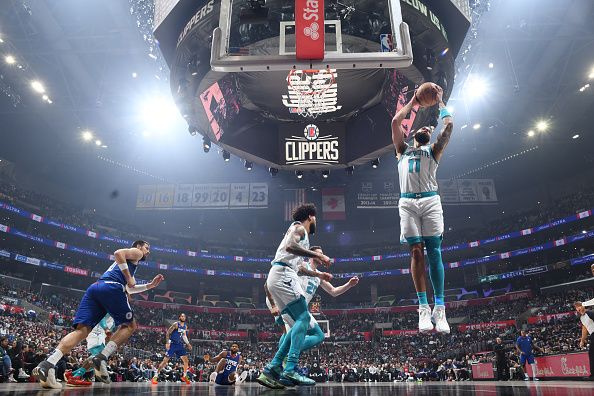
[209,372,217,385]
[418,305,434,332]
[236,371,248,384]
[432,305,450,334]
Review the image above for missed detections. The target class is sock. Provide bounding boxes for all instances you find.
[417,292,428,306]
[301,325,325,352]
[270,329,293,368]
[424,236,445,306]
[47,349,63,366]
[284,314,308,373]
[72,367,86,378]
[100,341,118,359]
[530,363,537,378]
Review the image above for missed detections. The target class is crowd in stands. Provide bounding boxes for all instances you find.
[1,175,593,261]
[0,277,592,383]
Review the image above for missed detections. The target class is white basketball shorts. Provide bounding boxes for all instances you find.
[399,194,444,244]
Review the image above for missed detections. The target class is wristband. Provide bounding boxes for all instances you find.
[117,262,129,271]
[439,107,452,119]
[126,283,149,294]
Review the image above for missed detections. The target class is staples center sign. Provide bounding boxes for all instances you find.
[281,123,345,166]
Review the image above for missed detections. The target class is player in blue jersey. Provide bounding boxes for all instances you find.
[208,343,248,385]
[516,330,543,381]
[392,84,453,333]
[152,313,193,384]
[33,240,164,389]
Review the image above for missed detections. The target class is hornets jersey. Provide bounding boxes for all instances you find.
[271,221,310,272]
[397,145,439,195]
[86,314,116,350]
[299,262,321,304]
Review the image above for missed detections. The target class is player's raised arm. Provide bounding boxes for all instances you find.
[320,276,359,297]
[391,96,417,157]
[210,350,227,363]
[431,86,454,162]
[297,263,333,282]
[286,225,330,265]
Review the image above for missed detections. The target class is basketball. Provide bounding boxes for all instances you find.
[415,82,440,107]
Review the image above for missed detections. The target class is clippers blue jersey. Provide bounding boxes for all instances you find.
[99,259,138,285]
[222,351,241,376]
[169,322,187,345]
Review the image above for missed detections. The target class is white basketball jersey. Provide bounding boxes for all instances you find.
[272,222,310,272]
[86,314,115,349]
[299,262,321,304]
[397,144,439,195]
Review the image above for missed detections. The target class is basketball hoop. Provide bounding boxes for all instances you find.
[285,68,338,118]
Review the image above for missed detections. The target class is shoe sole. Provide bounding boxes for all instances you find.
[256,375,285,389]
[66,383,92,387]
[33,367,62,389]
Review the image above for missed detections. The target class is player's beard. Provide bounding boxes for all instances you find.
[414,131,430,145]
[309,222,316,235]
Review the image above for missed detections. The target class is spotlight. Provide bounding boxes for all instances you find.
[345,166,354,176]
[473,123,481,130]
[440,48,449,56]
[188,126,198,136]
[371,158,380,169]
[5,55,15,64]
[31,80,45,94]
[244,160,253,170]
[572,134,580,139]
[527,130,535,137]
[222,150,230,162]
[536,120,548,132]
[465,74,487,99]
[203,136,211,153]
[488,62,494,69]
[322,170,329,179]
[95,140,102,146]
[81,130,93,141]
[269,167,278,176]
[132,72,137,78]
[295,170,303,179]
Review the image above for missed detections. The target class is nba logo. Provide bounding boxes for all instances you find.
[304,124,319,141]
[380,34,393,52]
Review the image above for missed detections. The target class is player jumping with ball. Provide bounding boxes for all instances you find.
[391,84,453,333]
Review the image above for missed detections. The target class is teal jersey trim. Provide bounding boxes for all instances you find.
[272,262,288,267]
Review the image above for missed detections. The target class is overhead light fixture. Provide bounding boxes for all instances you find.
[132,72,138,78]
[572,134,580,139]
[346,166,354,176]
[222,150,230,162]
[488,62,494,69]
[244,160,253,171]
[322,170,329,179]
[371,158,380,169]
[31,80,46,94]
[461,124,468,129]
[295,170,303,179]
[82,130,93,141]
[536,120,548,132]
[527,130,535,137]
[440,48,449,56]
[188,126,198,136]
[5,55,15,64]
[269,167,278,177]
[95,140,102,146]
[473,123,481,130]
[203,136,211,153]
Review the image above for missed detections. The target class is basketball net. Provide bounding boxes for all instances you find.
[286,68,338,118]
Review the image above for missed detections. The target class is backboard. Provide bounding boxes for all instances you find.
[210,0,413,72]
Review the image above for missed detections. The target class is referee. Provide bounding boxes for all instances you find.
[575,302,594,381]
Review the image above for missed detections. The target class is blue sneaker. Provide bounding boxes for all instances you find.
[256,365,285,389]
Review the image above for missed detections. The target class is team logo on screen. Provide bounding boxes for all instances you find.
[285,124,339,166]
